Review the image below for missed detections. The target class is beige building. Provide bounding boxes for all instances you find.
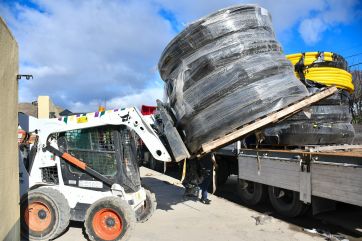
[0,17,20,241]
[19,96,64,119]
[38,95,66,118]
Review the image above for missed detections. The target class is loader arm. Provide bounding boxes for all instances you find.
[19,107,172,163]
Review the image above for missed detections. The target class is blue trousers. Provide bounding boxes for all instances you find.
[200,176,211,200]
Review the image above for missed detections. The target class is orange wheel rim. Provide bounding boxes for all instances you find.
[92,208,123,240]
[24,201,52,232]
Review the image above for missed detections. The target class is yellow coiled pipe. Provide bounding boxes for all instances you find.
[286,52,354,93]
[287,52,335,66]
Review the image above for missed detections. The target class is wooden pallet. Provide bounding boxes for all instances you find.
[200,86,338,154]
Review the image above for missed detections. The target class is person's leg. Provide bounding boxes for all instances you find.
[200,176,211,204]
[201,184,208,200]
[183,159,200,198]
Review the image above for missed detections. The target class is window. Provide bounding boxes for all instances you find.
[63,126,117,177]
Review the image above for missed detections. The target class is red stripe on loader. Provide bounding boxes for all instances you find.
[61,152,87,170]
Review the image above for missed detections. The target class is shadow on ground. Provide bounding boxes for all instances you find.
[141,176,200,211]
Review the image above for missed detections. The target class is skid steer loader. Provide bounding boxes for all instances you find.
[18,107,171,241]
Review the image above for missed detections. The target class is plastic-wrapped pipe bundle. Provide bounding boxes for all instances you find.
[262,51,355,146]
[263,88,355,145]
[158,5,308,153]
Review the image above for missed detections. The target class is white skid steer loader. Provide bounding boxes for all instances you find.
[18,107,172,241]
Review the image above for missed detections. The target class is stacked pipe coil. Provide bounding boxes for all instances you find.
[159,5,308,153]
[263,52,355,146]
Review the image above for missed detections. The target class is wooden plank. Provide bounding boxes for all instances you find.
[241,148,362,158]
[308,144,362,152]
[201,86,338,153]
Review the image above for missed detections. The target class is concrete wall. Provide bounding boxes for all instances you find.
[0,17,20,241]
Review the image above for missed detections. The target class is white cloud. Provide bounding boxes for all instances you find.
[1,0,173,111]
[67,87,164,112]
[298,0,359,45]
[298,18,327,44]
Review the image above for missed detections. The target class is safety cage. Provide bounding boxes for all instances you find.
[57,125,142,192]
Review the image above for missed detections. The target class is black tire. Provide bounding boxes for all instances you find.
[84,196,135,241]
[20,187,70,241]
[237,179,266,206]
[267,186,305,217]
[301,204,311,216]
[216,161,229,186]
[136,189,157,223]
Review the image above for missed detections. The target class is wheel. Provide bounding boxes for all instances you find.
[20,187,70,240]
[84,196,135,241]
[267,186,306,217]
[136,189,157,223]
[237,179,266,205]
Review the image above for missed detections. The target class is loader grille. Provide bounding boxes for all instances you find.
[41,166,59,184]
[63,126,117,177]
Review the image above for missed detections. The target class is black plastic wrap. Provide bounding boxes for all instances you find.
[307,87,350,105]
[286,105,352,122]
[159,5,308,153]
[264,123,355,145]
[263,88,355,145]
[159,5,274,80]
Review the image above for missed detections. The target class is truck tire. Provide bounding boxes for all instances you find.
[20,187,70,240]
[136,189,157,223]
[267,186,305,217]
[237,179,266,205]
[84,196,135,241]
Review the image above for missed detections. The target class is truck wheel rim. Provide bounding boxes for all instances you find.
[245,181,255,194]
[24,201,52,232]
[92,208,123,240]
[272,188,293,204]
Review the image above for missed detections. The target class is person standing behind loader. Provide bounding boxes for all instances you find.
[198,153,214,204]
[182,153,215,204]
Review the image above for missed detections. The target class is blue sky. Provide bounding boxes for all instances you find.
[1,0,362,111]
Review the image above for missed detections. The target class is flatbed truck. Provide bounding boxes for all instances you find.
[215,144,362,217]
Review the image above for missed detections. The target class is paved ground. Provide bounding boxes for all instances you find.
[56,167,322,241]
[216,175,362,241]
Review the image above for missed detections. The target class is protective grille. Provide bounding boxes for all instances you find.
[64,127,117,177]
[120,128,140,183]
[41,166,59,184]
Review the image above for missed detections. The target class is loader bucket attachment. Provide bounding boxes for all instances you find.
[156,100,190,162]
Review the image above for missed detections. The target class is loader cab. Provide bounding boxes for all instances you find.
[57,125,141,193]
